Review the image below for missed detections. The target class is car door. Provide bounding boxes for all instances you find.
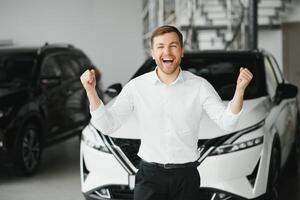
[268,55,298,158]
[55,53,89,133]
[40,54,65,139]
[264,56,292,162]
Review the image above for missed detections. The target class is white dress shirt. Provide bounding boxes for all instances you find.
[91,68,242,164]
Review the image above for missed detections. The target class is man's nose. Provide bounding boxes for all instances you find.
[163,47,171,54]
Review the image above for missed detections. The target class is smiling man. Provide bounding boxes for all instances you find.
[80,25,253,200]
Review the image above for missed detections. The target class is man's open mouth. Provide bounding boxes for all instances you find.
[162,58,174,64]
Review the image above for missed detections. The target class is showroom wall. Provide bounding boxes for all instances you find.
[0,0,144,88]
[259,30,282,68]
[258,0,300,70]
[1,0,299,87]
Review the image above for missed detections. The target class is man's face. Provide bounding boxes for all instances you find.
[151,32,184,75]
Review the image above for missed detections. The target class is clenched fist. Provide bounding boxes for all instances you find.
[236,67,253,92]
[80,69,97,93]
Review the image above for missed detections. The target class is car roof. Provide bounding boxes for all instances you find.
[0,46,39,54]
[0,43,80,55]
[183,50,264,58]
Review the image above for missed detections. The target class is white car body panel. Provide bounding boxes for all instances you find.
[80,141,128,192]
[199,145,264,198]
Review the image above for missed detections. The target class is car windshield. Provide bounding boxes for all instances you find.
[132,53,266,100]
[0,52,36,86]
[181,54,265,100]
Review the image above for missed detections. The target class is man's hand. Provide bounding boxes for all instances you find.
[80,69,97,93]
[236,67,253,92]
[230,67,253,114]
[80,69,101,111]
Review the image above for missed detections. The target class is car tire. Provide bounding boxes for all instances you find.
[14,123,42,176]
[290,122,300,174]
[266,140,280,200]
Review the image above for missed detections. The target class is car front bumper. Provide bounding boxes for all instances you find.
[81,138,267,200]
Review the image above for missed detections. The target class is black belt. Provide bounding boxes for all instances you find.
[141,159,199,169]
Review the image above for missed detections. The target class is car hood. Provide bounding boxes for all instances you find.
[105,96,270,139]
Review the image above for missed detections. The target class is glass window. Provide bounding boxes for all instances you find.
[0,52,36,84]
[73,54,92,75]
[41,56,61,77]
[55,55,78,79]
[180,55,265,100]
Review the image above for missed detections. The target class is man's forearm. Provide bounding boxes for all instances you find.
[86,89,102,111]
[230,89,244,114]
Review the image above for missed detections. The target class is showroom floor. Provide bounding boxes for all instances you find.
[0,137,84,200]
[0,137,299,200]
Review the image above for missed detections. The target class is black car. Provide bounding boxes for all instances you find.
[0,43,102,175]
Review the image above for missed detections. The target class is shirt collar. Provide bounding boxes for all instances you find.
[151,66,185,85]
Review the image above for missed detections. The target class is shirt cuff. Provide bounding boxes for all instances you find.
[90,100,106,120]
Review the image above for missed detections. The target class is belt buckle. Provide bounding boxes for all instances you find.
[163,163,173,169]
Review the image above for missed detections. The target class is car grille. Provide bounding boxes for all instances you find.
[112,138,141,168]
[89,186,245,200]
[109,185,133,199]
[112,188,224,200]
[111,138,209,169]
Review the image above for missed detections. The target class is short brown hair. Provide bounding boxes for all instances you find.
[150,25,183,48]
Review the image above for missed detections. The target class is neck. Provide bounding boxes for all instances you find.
[156,67,180,85]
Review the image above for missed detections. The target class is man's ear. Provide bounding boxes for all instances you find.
[151,49,155,60]
[181,48,184,58]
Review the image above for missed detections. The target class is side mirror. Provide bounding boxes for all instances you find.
[40,76,61,88]
[105,83,122,98]
[274,83,298,104]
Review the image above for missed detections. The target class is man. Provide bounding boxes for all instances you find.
[80,25,253,200]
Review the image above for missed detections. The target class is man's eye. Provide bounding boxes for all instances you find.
[157,46,163,49]
[170,45,177,48]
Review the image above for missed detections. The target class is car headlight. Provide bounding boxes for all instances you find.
[209,136,264,156]
[81,124,111,154]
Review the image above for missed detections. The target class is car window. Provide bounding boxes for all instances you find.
[268,55,283,83]
[74,53,92,74]
[181,56,264,100]
[41,56,61,77]
[264,57,278,98]
[0,52,36,85]
[55,54,78,79]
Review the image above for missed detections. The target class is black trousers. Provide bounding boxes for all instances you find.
[134,162,200,200]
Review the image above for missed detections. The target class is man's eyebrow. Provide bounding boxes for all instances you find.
[156,43,165,46]
[155,41,179,46]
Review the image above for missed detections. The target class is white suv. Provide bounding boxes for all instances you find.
[80,50,299,200]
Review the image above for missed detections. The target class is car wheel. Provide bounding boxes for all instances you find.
[14,123,42,176]
[296,133,300,174]
[290,124,300,174]
[266,141,280,200]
